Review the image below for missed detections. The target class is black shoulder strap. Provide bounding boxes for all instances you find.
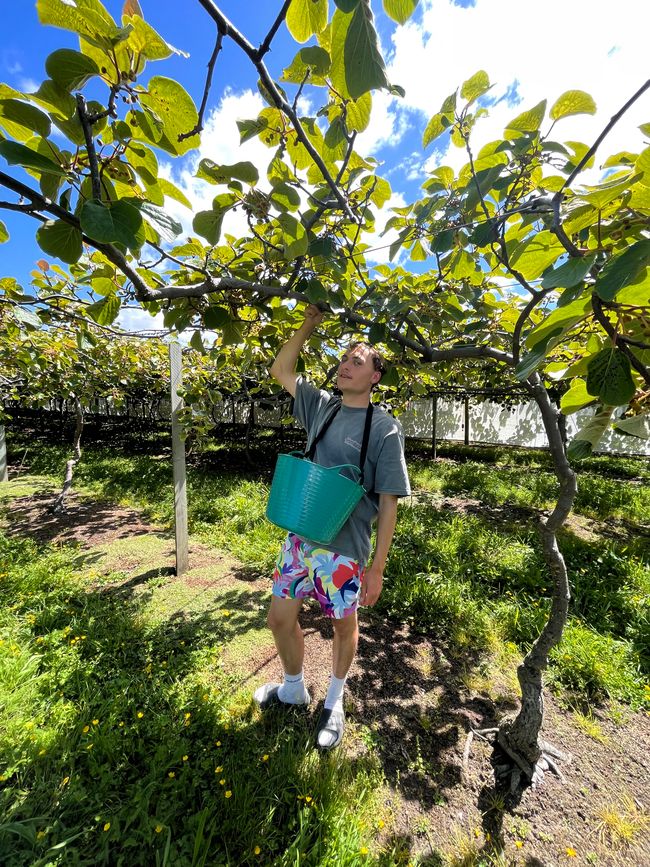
[359,402,373,487]
[305,400,341,459]
[307,401,374,487]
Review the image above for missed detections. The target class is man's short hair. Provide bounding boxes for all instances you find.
[349,341,386,378]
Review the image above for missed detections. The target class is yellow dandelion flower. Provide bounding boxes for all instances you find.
[262,754,269,762]
[182,755,188,762]
[92,719,99,726]
[515,841,523,849]
[62,776,70,786]
[486,832,491,842]
[37,830,46,840]
[119,721,124,727]
[39,749,46,756]
[377,819,385,829]
[215,740,222,747]
[219,778,226,785]
[305,796,312,803]
[360,847,369,856]
[137,711,144,719]
[215,766,223,773]
[185,712,191,720]
[82,725,90,733]
[155,825,163,833]
[474,828,480,838]
[202,693,209,701]
[225,790,232,798]
[168,771,176,779]
[566,849,577,858]
[103,822,111,832]
[254,846,261,855]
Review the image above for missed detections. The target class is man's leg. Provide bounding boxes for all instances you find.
[254,595,311,707]
[316,612,359,748]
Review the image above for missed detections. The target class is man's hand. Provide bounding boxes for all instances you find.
[360,563,383,607]
[303,303,324,331]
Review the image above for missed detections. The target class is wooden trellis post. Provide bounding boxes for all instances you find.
[464,395,470,446]
[169,342,189,576]
[431,395,438,459]
[0,425,8,482]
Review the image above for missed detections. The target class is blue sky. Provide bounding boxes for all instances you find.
[1,0,647,327]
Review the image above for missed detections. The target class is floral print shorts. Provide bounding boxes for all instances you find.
[272,533,365,619]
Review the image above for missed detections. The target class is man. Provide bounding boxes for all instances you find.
[254,304,410,749]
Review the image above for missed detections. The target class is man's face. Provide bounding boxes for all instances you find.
[336,345,381,395]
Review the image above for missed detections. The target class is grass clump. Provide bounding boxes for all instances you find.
[595,794,650,849]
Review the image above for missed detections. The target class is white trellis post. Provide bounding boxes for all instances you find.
[0,424,8,482]
[169,342,189,576]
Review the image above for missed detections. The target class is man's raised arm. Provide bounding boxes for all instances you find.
[269,304,323,397]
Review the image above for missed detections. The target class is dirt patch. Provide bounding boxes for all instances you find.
[4,488,158,548]
[3,487,650,866]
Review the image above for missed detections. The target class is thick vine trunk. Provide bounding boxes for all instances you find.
[499,374,577,775]
[51,397,83,515]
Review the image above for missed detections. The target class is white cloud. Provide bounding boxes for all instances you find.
[381,0,648,180]
[116,306,166,334]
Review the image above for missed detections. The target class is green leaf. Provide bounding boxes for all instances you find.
[139,77,200,156]
[79,200,145,251]
[335,0,361,10]
[382,0,419,25]
[525,295,591,349]
[123,13,181,60]
[282,46,331,85]
[509,230,565,280]
[410,240,427,261]
[550,90,596,121]
[14,307,43,329]
[286,0,328,43]
[138,201,182,243]
[460,70,491,105]
[0,99,52,141]
[45,48,100,89]
[86,294,121,326]
[278,213,308,259]
[422,112,453,148]
[270,182,301,212]
[346,92,372,132]
[36,219,83,264]
[0,140,67,176]
[193,210,225,245]
[515,327,563,381]
[37,0,118,41]
[197,159,259,185]
[203,306,231,329]
[541,253,596,289]
[331,1,389,100]
[567,405,616,460]
[614,412,650,439]
[594,240,650,301]
[505,100,547,133]
[158,178,192,209]
[0,221,8,243]
[586,348,636,405]
[189,330,205,353]
[560,378,597,414]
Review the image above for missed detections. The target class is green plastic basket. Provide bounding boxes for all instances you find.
[266,452,365,544]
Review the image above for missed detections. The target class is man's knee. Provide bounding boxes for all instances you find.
[267,598,301,633]
[332,613,358,639]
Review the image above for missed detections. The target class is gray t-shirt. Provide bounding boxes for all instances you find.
[292,377,411,564]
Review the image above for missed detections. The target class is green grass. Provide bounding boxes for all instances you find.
[5,432,650,707]
[0,533,390,866]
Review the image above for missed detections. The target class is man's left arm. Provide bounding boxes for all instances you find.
[360,493,398,607]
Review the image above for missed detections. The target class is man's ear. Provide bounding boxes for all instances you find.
[371,370,382,385]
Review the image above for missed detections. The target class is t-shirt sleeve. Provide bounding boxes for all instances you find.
[292,376,331,434]
[374,421,411,497]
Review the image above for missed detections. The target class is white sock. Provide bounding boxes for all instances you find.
[323,674,347,713]
[278,670,310,705]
